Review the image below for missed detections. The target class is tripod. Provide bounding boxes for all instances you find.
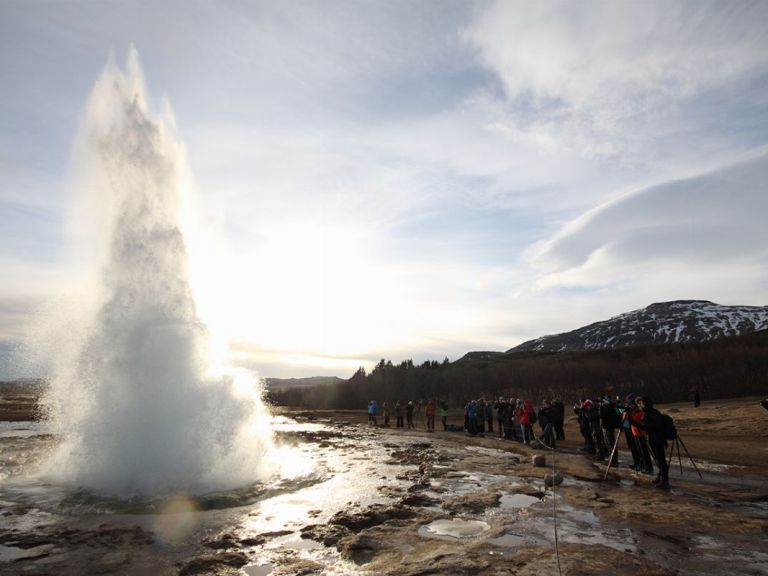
[667,435,703,479]
[603,430,623,480]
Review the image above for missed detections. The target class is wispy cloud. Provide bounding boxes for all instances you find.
[528,151,768,304]
[464,2,768,121]
[463,1,768,174]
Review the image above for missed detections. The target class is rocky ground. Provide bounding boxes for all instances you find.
[277,397,768,575]
[1,389,766,575]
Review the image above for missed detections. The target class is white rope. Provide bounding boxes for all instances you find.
[537,434,563,576]
[549,441,563,576]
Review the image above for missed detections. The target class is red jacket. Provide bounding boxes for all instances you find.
[520,401,535,425]
[630,408,646,437]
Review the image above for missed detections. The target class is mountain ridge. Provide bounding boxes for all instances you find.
[507,300,768,354]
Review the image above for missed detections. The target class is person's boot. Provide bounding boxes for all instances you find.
[655,479,670,490]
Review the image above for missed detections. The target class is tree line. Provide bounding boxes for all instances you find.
[266,330,768,409]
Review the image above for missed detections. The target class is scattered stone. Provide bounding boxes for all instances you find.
[544,472,563,487]
[442,491,501,514]
[203,533,240,549]
[532,454,546,467]
[270,558,323,575]
[400,493,440,507]
[239,536,266,547]
[329,504,416,531]
[300,524,348,547]
[341,534,381,564]
[178,552,249,576]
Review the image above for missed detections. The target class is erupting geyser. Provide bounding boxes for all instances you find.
[41,49,274,496]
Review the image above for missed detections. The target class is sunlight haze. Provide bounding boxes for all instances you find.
[1,0,767,379]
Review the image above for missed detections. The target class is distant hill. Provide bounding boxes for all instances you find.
[264,376,344,391]
[269,329,768,409]
[508,300,768,354]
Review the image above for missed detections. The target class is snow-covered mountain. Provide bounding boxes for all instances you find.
[508,300,768,353]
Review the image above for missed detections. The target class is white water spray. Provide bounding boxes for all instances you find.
[41,49,274,496]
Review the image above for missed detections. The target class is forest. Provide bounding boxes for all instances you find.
[266,330,768,409]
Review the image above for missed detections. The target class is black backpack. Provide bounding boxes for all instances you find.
[661,413,677,441]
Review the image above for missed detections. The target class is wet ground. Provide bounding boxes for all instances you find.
[1,410,767,575]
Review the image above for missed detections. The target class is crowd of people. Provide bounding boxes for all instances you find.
[367,391,675,489]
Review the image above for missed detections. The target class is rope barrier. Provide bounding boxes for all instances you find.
[535,434,563,576]
[549,441,563,576]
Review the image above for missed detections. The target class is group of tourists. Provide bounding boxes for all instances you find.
[461,397,567,447]
[367,390,676,489]
[572,393,673,489]
[368,399,447,431]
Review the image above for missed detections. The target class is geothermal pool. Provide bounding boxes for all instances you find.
[3,414,767,575]
[0,416,410,574]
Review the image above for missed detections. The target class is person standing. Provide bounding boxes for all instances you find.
[425,399,436,432]
[440,401,449,431]
[551,397,565,441]
[406,401,415,429]
[629,397,654,474]
[621,394,642,470]
[637,396,670,490]
[599,396,620,466]
[575,399,594,453]
[485,400,494,434]
[467,401,478,436]
[584,400,607,461]
[495,397,506,438]
[520,399,535,444]
[476,399,486,435]
[395,401,404,428]
[382,401,390,427]
[537,399,556,449]
[693,390,701,408]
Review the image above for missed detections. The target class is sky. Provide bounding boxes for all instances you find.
[1,0,767,379]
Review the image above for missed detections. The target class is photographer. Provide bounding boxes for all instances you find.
[636,396,670,490]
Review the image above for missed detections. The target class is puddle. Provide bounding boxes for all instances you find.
[419,518,489,539]
[269,534,323,550]
[243,563,273,576]
[557,504,600,526]
[499,493,540,509]
[489,503,636,554]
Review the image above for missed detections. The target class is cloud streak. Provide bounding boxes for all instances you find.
[528,151,768,305]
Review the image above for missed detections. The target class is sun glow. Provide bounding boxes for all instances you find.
[186,218,404,374]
